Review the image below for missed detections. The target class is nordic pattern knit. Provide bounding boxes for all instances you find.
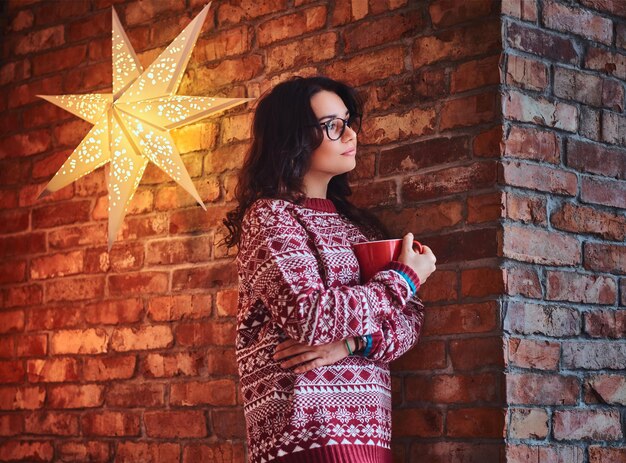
[235,198,425,463]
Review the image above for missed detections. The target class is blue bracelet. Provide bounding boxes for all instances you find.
[392,269,417,295]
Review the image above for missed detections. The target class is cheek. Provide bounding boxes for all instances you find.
[310,140,335,168]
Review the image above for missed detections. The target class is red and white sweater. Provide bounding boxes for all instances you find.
[235,197,425,463]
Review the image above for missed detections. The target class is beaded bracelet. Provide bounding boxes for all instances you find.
[344,338,353,355]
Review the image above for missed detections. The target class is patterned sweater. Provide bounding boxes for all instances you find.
[235,197,425,463]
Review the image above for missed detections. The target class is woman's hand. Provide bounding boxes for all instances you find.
[273,338,354,374]
[398,232,437,284]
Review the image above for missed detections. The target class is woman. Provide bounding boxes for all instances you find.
[224,76,436,463]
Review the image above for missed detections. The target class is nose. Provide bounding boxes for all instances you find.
[342,124,357,142]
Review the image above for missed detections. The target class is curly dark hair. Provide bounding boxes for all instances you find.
[222,76,389,249]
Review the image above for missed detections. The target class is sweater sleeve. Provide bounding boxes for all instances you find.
[364,295,425,363]
[238,200,415,346]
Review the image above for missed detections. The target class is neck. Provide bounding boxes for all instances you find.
[301,173,330,199]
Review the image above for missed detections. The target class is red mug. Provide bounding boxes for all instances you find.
[352,239,423,283]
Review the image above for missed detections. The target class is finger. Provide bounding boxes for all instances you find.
[402,233,414,253]
[275,339,298,353]
[294,358,323,374]
[280,351,319,369]
[274,344,314,361]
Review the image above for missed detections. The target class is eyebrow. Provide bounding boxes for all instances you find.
[318,110,350,122]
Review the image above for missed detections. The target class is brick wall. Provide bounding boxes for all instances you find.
[501,0,626,462]
[0,0,623,462]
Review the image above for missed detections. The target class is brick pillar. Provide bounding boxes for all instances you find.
[501,1,626,462]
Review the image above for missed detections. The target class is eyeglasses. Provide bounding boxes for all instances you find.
[318,115,362,141]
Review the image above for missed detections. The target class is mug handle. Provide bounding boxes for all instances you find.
[413,240,424,254]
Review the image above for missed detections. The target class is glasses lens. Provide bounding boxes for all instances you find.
[327,119,344,140]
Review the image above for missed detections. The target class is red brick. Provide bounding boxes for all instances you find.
[9,10,33,31]
[506,265,542,299]
[169,205,231,234]
[504,90,578,132]
[411,442,503,463]
[506,444,583,463]
[33,0,90,25]
[170,379,237,406]
[586,375,626,405]
[554,66,623,110]
[147,294,211,322]
[0,360,24,383]
[505,125,559,163]
[344,9,424,53]
[207,348,238,376]
[403,162,497,202]
[412,20,500,68]
[424,302,498,336]
[425,228,499,265]
[501,160,577,196]
[45,276,105,303]
[450,336,504,371]
[142,352,203,378]
[257,6,326,47]
[589,446,626,463]
[379,136,469,176]
[216,0,287,25]
[145,236,212,265]
[30,251,83,280]
[553,409,622,441]
[198,25,252,63]
[508,408,549,439]
[584,45,626,80]
[461,267,505,298]
[506,54,549,91]
[108,272,169,296]
[602,112,626,146]
[13,25,64,55]
[57,441,110,463]
[429,0,494,28]
[505,192,547,225]
[189,54,263,91]
[0,310,24,334]
[440,92,499,130]
[351,180,397,208]
[266,32,337,74]
[0,385,45,410]
[216,289,237,317]
[585,309,626,338]
[0,130,53,159]
[406,372,500,404]
[472,125,502,159]
[0,209,28,233]
[27,358,79,383]
[503,224,580,266]
[50,329,108,355]
[32,200,91,229]
[48,384,104,409]
[182,442,245,463]
[81,411,140,437]
[83,298,144,326]
[211,408,246,439]
[376,202,463,238]
[507,373,579,405]
[507,337,560,370]
[110,326,174,352]
[115,442,180,463]
[0,338,15,359]
[66,9,109,42]
[506,21,578,64]
[447,408,504,438]
[567,139,626,180]
[562,341,626,369]
[581,176,626,209]
[48,223,108,249]
[16,335,47,357]
[551,202,626,241]
[172,263,237,290]
[0,233,46,258]
[145,410,207,438]
[585,243,626,275]
[32,44,88,76]
[326,46,405,87]
[392,408,443,437]
[25,411,79,436]
[504,301,581,337]
[451,55,500,94]
[0,414,23,436]
[83,355,136,381]
[3,283,44,308]
[543,0,612,44]
[106,382,165,407]
[467,192,504,224]
[26,306,82,331]
[547,270,617,305]
[391,340,447,371]
[0,441,54,462]
[175,321,236,347]
[414,270,457,303]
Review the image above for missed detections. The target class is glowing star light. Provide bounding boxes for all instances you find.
[38,2,252,249]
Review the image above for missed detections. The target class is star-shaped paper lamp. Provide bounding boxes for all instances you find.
[38,2,252,249]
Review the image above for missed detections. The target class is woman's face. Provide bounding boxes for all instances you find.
[306,90,358,180]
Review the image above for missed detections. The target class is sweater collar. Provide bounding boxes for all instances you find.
[302,197,337,213]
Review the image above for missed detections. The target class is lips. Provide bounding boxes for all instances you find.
[341,148,356,156]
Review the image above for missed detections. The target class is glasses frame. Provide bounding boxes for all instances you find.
[318,115,362,141]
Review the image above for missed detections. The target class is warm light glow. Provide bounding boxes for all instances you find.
[37,2,252,249]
